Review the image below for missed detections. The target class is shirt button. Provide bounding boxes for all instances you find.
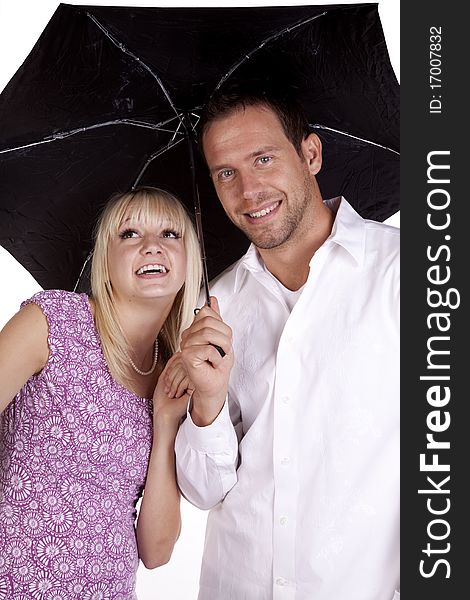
[282,396,290,405]
[276,577,287,587]
[280,516,288,526]
[280,457,290,465]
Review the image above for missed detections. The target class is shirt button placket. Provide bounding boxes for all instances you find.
[273,577,296,600]
[273,330,299,600]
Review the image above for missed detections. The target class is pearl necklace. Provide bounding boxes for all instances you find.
[125,338,159,376]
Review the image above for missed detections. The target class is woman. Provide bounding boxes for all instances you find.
[0,187,202,599]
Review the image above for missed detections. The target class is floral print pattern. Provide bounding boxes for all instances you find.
[0,291,153,598]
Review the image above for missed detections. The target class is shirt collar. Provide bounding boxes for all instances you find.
[233,244,263,293]
[322,196,366,267]
[233,196,366,293]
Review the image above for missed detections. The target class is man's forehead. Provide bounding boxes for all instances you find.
[203,108,287,164]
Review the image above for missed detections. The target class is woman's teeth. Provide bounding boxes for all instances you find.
[136,264,168,275]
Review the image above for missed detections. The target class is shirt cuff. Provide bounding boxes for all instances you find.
[181,397,234,454]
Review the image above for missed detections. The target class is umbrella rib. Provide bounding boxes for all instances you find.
[0,117,185,155]
[132,137,185,189]
[311,124,400,155]
[74,252,93,293]
[189,112,201,136]
[214,11,327,92]
[86,12,182,126]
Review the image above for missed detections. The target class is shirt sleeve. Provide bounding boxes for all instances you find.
[175,397,239,510]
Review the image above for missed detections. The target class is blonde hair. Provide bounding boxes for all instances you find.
[90,187,202,386]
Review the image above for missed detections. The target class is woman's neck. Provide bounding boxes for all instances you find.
[91,295,173,399]
[115,296,173,351]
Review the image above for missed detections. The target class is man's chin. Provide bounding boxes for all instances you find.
[244,230,289,250]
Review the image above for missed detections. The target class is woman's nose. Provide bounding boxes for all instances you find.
[141,236,163,255]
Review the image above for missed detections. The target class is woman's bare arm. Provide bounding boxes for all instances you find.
[0,303,49,413]
[136,355,189,569]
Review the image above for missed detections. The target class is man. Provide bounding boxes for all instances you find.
[174,83,400,600]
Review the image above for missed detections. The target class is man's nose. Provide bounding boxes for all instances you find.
[239,171,263,201]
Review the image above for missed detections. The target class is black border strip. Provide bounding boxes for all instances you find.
[401,0,466,596]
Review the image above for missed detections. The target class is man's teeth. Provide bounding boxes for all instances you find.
[248,201,280,219]
[137,264,168,275]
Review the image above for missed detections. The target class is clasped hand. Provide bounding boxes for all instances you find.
[153,297,233,426]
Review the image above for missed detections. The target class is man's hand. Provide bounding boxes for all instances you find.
[179,296,233,426]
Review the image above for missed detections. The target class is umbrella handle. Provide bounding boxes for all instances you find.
[211,344,226,358]
[194,301,226,358]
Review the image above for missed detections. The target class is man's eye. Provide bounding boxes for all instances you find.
[162,230,181,239]
[257,156,272,165]
[119,229,138,239]
[218,169,234,181]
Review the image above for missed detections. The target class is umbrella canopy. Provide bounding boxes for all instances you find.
[0,2,399,292]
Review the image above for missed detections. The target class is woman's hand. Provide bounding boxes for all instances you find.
[179,296,233,426]
[153,354,191,427]
[163,352,194,399]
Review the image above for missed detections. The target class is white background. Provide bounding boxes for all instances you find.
[0,1,399,598]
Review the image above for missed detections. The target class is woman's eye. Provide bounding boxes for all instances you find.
[162,230,181,239]
[119,229,138,239]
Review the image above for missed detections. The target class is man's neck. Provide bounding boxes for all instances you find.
[258,202,335,291]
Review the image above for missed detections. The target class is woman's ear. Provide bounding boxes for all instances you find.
[301,132,322,176]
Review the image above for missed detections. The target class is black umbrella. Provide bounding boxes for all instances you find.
[0,2,399,294]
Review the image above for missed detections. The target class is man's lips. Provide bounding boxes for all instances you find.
[244,200,281,221]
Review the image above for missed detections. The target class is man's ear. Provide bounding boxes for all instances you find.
[301,133,322,176]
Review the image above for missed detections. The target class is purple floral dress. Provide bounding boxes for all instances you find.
[0,290,153,599]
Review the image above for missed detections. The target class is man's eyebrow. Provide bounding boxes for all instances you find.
[209,146,281,175]
[250,145,281,158]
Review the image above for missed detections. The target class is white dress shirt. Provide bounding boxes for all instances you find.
[175,198,400,600]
